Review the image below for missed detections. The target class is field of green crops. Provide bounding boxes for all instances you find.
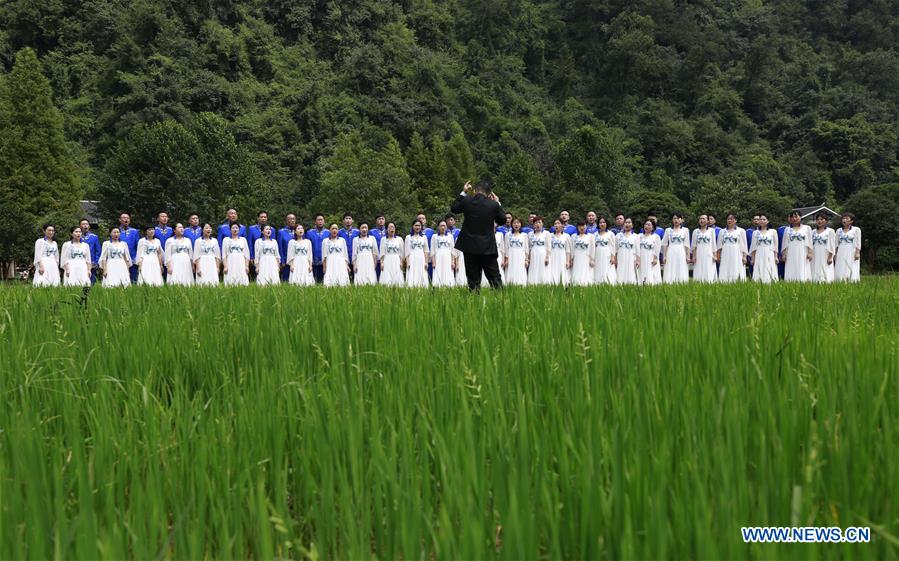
[1,280,897,560]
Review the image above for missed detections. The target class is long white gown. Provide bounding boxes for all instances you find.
[453,247,468,287]
[504,232,529,286]
[527,231,551,285]
[481,232,506,287]
[593,232,617,285]
[811,227,836,283]
[222,237,250,286]
[60,241,90,287]
[405,234,429,288]
[616,233,639,285]
[430,233,456,287]
[750,229,778,283]
[352,236,378,286]
[322,237,350,287]
[570,234,594,286]
[32,238,60,287]
[834,226,861,282]
[193,238,220,286]
[286,239,314,286]
[166,237,194,286]
[783,225,812,282]
[379,236,405,287]
[662,227,690,284]
[691,228,717,283]
[136,238,164,286]
[100,241,132,287]
[547,233,571,286]
[637,233,662,286]
[717,228,747,283]
[254,238,281,285]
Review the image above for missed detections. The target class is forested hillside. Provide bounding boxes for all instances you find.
[1,0,898,265]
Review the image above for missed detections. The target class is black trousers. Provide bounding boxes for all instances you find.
[464,252,503,291]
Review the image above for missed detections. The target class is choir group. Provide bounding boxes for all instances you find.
[29,207,862,288]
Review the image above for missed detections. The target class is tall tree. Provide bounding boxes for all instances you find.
[0,47,81,267]
[315,129,416,226]
[98,112,265,226]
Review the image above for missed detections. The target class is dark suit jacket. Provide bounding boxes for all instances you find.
[450,193,506,255]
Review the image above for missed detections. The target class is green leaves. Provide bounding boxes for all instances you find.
[0,47,81,263]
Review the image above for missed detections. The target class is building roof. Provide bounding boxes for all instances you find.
[793,204,839,219]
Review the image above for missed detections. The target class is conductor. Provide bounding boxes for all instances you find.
[450,180,506,291]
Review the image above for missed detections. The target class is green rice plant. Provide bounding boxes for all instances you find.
[0,279,896,559]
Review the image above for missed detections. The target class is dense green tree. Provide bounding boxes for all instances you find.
[0,47,81,265]
[843,183,899,270]
[315,128,416,226]
[554,124,639,213]
[98,112,264,227]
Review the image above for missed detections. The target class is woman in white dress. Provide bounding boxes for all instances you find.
[32,224,60,287]
[404,220,429,288]
[782,211,812,282]
[834,212,861,282]
[193,224,221,286]
[503,217,529,286]
[637,220,662,286]
[547,219,572,286]
[136,225,164,286]
[379,223,405,287]
[810,213,836,283]
[322,224,350,287]
[527,217,551,285]
[254,225,281,286]
[749,215,779,283]
[662,213,690,284]
[616,219,640,285]
[287,224,314,286]
[166,224,195,286]
[100,227,132,288]
[430,220,456,288]
[716,213,748,283]
[691,214,718,283]
[222,223,250,286]
[352,223,379,286]
[61,226,91,287]
[593,217,617,285]
[570,221,594,286]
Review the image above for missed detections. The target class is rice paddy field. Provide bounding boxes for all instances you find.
[0,279,897,560]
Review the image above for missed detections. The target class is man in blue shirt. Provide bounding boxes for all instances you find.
[79,218,101,283]
[217,208,246,247]
[610,214,625,235]
[522,213,536,234]
[496,212,514,235]
[550,210,578,234]
[339,213,360,264]
[118,213,140,283]
[305,214,330,283]
[585,211,599,234]
[247,211,273,261]
[184,213,203,247]
[446,213,461,240]
[370,214,387,248]
[278,213,297,281]
[154,212,173,250]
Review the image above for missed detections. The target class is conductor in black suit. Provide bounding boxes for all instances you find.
[450,180,506,291]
